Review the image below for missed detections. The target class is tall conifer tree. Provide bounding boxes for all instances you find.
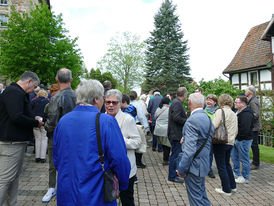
[144,0,191,94]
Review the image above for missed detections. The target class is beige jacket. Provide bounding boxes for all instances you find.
[213,105,238,145]
[115,109,141,178]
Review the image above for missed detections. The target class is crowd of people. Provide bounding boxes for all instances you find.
[0,69,261,206]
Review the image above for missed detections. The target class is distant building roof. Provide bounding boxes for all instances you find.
[223,22,272,74]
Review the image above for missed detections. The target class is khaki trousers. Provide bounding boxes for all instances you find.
[0,143,26,206]
[33,126,48,159]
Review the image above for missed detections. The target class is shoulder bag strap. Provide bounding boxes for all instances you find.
[221,108,227,128]
[155,107,168,120]
[96,112,105,171]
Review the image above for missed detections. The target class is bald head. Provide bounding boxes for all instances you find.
[56,68,72,83]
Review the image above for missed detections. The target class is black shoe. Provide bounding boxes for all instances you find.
[137,162,146,169]
[158,149,163,153]
[208,169,215,178]
[152,148,156,151]
[169,177,184,183]
[134,176,139,184]
[35,158,41,163]
[40,159,46,163]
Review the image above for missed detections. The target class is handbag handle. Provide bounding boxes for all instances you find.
[221,108,227,130]
[96,112,105,171]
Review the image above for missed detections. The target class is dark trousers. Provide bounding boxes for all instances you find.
[151,126,163,151]
[251,131,260,166]
[213,144,236,193]
[168,140,181,180]
[120,175,135,206]
[162,145,170,162]
[185,173,210,206]
[135,152,143,165]
[209,143,213,169]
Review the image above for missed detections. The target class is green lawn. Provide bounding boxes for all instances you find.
[250,145,274,164]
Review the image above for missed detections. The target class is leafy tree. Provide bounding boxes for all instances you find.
[83,68,118,89]
[144,0,191,95]
[97,32,145,93]
[0,2,83,88]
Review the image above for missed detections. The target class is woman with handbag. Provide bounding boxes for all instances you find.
[105,89,141,206]
[154,97,171,165]
[212,94,238,196]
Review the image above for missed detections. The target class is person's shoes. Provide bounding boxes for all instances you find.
[40,159,46,163]
[233,171,239,178]
[208,169,215,178]
[162,161,169,166]
[235,176,249,184]
[169,177,184,183]
[134,176,139,184]
[152,148,156,151]
[251,164,259,170]
[215,188,232,196]
[35,158,41,163]
[231,188,237,193]
[158,149,163,153]
[42,188,56,203]
[137,162,146,169]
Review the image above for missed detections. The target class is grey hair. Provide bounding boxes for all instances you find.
[246,85,256,96]
[189,93,205,107]
[19,71,40,84]
[105,89,122,102]
[76,79,104,105]
[56,68,72,83]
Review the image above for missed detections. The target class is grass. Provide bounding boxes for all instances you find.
[250,145,274,164]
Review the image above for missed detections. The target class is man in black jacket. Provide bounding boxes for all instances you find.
[231,95,254,184]
[168,87,188,183]
[0,71,43,205]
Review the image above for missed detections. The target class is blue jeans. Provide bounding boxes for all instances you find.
[213,144,236,193]
[168,140,181,180]
[231,139,253,179]
[209,143,213,170]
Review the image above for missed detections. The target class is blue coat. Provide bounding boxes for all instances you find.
[53,105,131,206]
[177,109,214,177]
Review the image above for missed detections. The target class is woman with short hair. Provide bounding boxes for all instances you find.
[105,89,141,206]
[213,94,238,196]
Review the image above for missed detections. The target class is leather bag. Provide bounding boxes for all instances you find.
[212,109,228,144]
[96,113,119,202]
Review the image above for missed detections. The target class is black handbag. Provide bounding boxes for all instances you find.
[96,113,119,202]
[212,109,228,144]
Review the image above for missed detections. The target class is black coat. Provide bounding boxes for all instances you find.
[236,106,254,141]
[147,94,162,126]
[168,97,187,141]
[30,96,49,120]
[0,82,39,142]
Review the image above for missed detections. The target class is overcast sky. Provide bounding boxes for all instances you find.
[51,0,274,82]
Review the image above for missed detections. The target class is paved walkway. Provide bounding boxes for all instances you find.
[18,145,274,206]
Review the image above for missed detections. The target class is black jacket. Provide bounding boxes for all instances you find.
[0,82,39,142]
[30,96,49,120]
[168,97,187,141]
[236,106,254,141]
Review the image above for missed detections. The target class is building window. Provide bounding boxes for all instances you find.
[0,14,7,27]
[0,0,8,5]
[250,71,258,85]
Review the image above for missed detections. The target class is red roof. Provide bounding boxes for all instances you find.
[223,22,271,73]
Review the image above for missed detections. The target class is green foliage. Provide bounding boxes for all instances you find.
[258,90,274,143]
[250,145,274,163]
[0,2,83,88]
[97,32,145,93]
[144,0,191,95]
[83,68,118,89]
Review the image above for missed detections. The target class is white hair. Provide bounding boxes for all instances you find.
[105,89,122,102]
[76,79,104,105]
[140,94,147,100]
[246,85,256,96]
[189,93,205,107]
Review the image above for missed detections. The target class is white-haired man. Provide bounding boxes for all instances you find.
[245,86,261,170]
[176,93,214,206]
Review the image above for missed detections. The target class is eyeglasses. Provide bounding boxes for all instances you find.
[105,100,119,106]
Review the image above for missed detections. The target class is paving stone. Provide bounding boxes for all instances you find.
[16,145,274,205]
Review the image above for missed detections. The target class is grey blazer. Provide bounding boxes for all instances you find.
[177,109,214,177]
